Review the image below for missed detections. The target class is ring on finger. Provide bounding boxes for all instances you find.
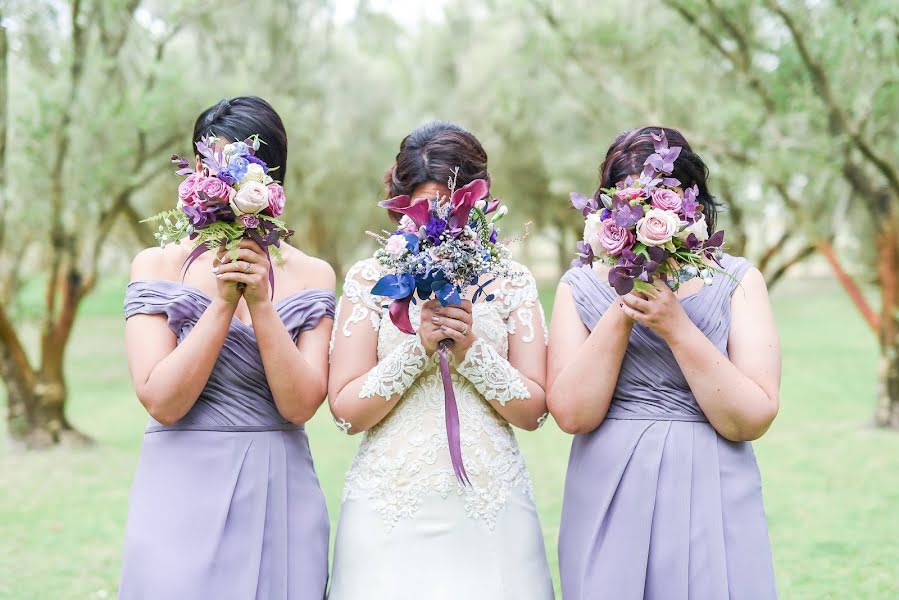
[460,324,468,335]
[243,262,252,274]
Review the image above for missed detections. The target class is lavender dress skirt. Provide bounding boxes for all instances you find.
[118,280,334,600]
[558,256,777,600]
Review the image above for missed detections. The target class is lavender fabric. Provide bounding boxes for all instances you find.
[118,280,334,600]
[557,255,777,600]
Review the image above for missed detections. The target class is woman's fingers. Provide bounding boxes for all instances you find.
[237,239,266,256]
[431,315,468,334]
[216,272,254,285]
[434,305,473,324]
[618,302,645,322]
[215,260,260,275]
[621,292,649,312]
[218,248,266,265]
[439,326,466,342]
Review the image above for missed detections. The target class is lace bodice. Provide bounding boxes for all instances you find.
[331,258,547,531]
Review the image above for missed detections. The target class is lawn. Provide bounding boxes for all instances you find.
[1,276,897,599]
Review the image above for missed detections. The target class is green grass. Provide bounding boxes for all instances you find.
[1,277,897,599]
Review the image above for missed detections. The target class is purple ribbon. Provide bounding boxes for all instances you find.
[438,340,469,485]
[180,240,276,298]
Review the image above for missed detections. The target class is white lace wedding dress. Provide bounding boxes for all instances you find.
[327,259,555,600]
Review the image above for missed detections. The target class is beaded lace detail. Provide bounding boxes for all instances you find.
[333,259,545,531]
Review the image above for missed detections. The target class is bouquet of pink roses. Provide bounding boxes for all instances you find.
[144,135,292,286]
[571,131,726,295]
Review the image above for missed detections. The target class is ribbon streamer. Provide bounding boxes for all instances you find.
[438,340,469,485]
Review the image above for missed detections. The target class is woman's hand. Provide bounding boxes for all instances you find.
[213,247,245,306]
[213,240,272,307]
[618,280,692,341]
[433,300,476,362]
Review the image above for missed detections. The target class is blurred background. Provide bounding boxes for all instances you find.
[1,0,897,598]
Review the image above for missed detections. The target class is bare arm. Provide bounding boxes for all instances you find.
[547,281,635,434]
[620,269,780,441]
[215,241,336,425]
[125,248,240,425]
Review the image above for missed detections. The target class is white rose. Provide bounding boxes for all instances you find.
[231,181,269,215]
[635,208,680,246]
[583,213,605,254]
[242,163,267,184]
[676,215,710,242]
[385,234,408,256]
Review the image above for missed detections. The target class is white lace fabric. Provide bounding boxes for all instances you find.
[331,258,546,531]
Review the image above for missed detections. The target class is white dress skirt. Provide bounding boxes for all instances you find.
[327,260,554,600]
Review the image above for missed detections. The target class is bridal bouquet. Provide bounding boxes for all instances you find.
[368,170,519,484]
[144,135,292,286]
[571,131,725,295]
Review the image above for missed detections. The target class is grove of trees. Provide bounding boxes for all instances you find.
[1,0,896,447]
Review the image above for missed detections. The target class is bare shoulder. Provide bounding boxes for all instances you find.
[280,244,336,291]
[130,245,189,282]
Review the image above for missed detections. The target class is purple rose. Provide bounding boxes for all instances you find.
[598,219,635,256]
[178,173,203,205]
[197,176,232,202]
[240,214,261,229]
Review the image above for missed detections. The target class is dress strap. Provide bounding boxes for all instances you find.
[560,266,612,332]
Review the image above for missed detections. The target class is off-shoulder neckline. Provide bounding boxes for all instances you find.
[127,279,334,329]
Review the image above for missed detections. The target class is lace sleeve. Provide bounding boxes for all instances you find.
[497,263,548,345]
[456,339,531,406]
[330,259,384,356]
[359,336,429,399]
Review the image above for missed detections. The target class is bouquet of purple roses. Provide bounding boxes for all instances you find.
[144,135,292,288]
[368,169,520,483]
[570,131,726,295]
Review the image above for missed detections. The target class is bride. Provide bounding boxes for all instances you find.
[326,121,555,599]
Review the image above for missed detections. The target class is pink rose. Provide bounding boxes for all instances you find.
[598,219,635,256]
[651,188,683,213]
[615,187,645,202]
[197,176,232,202]
[636,208,679,246]
[267,183,286,217]
[178,173,203,205]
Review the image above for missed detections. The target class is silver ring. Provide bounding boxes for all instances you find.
[243,262,252,274]
[460,324,468,335]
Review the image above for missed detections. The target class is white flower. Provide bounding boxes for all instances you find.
[583,212,605,254]
[385,234,408,256]
[242,163,267,184]
[636,208,680,246]
[491,205,509,222]
[230,181,269,215]
[676,215,710,243]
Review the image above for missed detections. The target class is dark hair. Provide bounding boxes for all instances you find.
[597,126,718,235]
[192,96,288,185]
[384,121,490,222]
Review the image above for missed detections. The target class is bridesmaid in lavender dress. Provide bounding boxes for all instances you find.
[119,97,335,600]
[548,127,780,599]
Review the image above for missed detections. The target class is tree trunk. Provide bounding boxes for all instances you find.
[875,219,899,428]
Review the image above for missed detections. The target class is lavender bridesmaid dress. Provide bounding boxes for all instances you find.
[558,255,777,600]
[118,280,334,600]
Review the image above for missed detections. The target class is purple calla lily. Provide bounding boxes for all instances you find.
[448,179,488,231]
[379,194,432,228]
